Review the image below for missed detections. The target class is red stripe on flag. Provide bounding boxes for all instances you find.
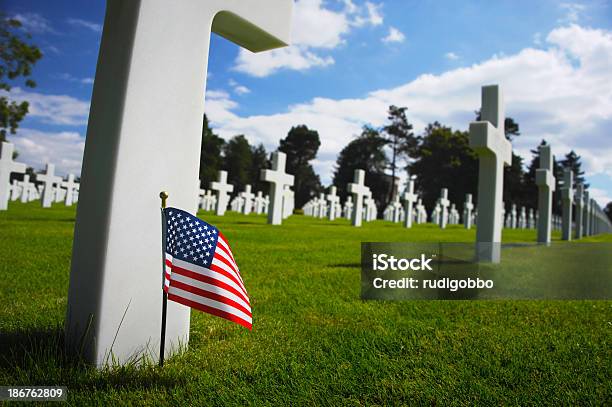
[218,232,237,264]
[169,263,250,306]
[168,293,252,330]
[170,279,251,317]
[210,262,248,299]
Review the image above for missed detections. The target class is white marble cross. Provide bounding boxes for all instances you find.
[0,142,26,211]
[10,179,21,201]
[261,151,294,225]
[254,191,265,214]
[282,185,294,219]
[469,85,511,262]
[402,179,417,228]
[464,194,474,229]
[536,144,555,244]
[19,175,35,203]
[37,163,62,208]
[348,169,368,227]
[211,170,234,216]
[327,186,340,221]
[574,183,584,239]
[65,0,293,367]
[241,184,254,215]
[343,196,353,220]
[62,174,78,206]
[318,192,327,219]
[561,168,573,241]
[510,204,517,229]
[438,188,450,229]
[416,198,426,224]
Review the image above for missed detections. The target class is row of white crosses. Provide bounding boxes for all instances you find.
[1,142,80,210]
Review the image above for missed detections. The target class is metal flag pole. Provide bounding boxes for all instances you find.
[159,191,169,367]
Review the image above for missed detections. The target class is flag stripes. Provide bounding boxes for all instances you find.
[162,207,252,330]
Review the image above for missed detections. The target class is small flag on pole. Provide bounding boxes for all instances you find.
[162,207,252,330]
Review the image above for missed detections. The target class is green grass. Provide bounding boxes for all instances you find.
[0,201,610,405]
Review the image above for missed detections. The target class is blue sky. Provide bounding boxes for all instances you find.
[3,0,612,205]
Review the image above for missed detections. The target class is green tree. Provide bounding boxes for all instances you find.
[0,13,42,142]
[409,122,478,213]
[223,135,253,193]
[249,143,268,194]
[559,150,588,189]
[198,114,225,189]
[382,105,417,205]
[278,125,322,207]
[333,126,389,212]
[605,202,612,223]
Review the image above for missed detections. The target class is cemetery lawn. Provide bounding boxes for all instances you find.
[1,201,610,405]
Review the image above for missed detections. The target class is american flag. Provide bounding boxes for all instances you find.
[162,207,251,330]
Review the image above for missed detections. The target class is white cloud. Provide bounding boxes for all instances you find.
[10,128,85,176]
[445,52,459,60]
[67,18,102,33]
[382,27,405,44]
[12,13,56,34]
[2,88,90,126]
[558,2,586,23]
[211,24,612,202]
[56,73,95,85]
[233,0,383,77]
[228,79,251,95]
[589,188,611,207]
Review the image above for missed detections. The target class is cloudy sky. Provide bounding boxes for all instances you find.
[3,0,612,205]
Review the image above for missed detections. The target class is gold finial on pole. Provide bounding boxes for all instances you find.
[159,191,169,209]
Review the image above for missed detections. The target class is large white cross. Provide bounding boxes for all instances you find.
[65,0,293,367]
[469,85,511,263]
[261,151,294,225]
[241,184,254,215]
[560,168,573,241]
[62,174,78,206]
[37,163,62,208]
[327,186,340,221]
[211,170,234,216]
[347,169,368,227]
[0,142,26,211]
[536,144,556,244]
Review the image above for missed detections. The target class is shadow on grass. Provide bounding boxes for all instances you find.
[0,326,187,391]
[329,263,361,268]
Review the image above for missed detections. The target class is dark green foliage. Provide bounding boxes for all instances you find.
[249,143,269,194]
[0,13,42,141]
[559,150,588,189]
[278,125,322,207]
[605,202,612,223]
[223,135,253,193]
[382,105,418,205]
[409,122,478,213]
[198,114,225,189]
[333,126,390,210]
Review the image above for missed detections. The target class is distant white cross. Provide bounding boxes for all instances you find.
[260,151,294,225]
[402,179,417,228]
[347,169,368,227]
[62,174,78,206]
[464,193,474,229]
[327,186,340,221]
[210,170,234,216]
[0,142,26,210]
[438,188,450,229]
[241,184,254,215]
[36,163,62,208]
[536,144,556,243]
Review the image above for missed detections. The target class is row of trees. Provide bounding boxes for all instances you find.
[199,105,592,219]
